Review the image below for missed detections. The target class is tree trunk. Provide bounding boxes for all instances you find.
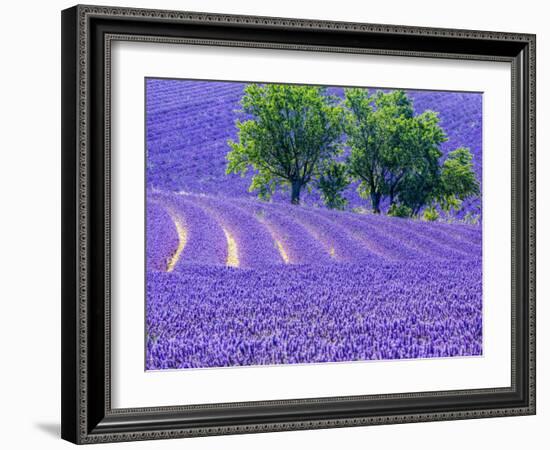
[291,180,302,205]
[371,191,381,214]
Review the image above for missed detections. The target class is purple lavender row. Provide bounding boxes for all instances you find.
[432,221,482,245]
[146,81,244,114]
[146,200,179,272]
[360,213,475,261]
[264,199,474,262]
[192,195,283,268]
[146,260,481,369]
[370,214,481,259]
[153,192,228,269]
[317,207,425,261]
[258,200,382,264]
[271,199,466,262]
[230,197,334,266]
[404,218,481,256]
[150,191,481,267]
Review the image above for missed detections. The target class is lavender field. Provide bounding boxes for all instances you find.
[145,79,483,370]
[146,79,482,219]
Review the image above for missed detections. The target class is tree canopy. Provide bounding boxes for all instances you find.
[226,84,480,219]
[345,89,447,214]
[437,147,480,213]
[226,83,344,204]
[317,161,349,210]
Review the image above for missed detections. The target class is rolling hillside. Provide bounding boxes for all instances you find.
[147,191,481,271]
[145,78,482,218]
[144,79,483,370]
[146,191,482,369]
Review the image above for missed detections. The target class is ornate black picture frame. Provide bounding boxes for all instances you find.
[61,4,536,444]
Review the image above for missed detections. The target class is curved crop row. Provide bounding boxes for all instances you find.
[318,208,425,261]
[370,214,480,259]
[146,201,179,272]
[256,200,383,265]
[232,198,334,266]
[193,195,284,268]
[154,192,228,270]
[147,191,482,270]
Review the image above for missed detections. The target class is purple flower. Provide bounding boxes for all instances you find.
[146,191,482,370]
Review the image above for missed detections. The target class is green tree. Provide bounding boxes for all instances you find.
[388,203,413,218]
[226,83,344,204]
[423,205,440,222]
[438,147,480,213]
[392,112,446,215]
[345,89,446,214]
[317,161,349,210]
[345,89,410,213]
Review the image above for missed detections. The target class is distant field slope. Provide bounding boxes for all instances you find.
[146,79,482,217]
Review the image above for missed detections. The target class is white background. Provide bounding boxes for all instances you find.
[0,0,546,449]
[112,42,511,408]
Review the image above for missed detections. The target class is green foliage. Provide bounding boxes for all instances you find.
[317,161,349,210]
[462,212,480,225]
[388,203,413,218]
[433,147,478,215]
[345,89,446,214]
[394,112,447,214]
[226,83,344,204]
[423,205,440,222]
[439,147,479,206]
[438,194,462,214]
[227,85,480,217]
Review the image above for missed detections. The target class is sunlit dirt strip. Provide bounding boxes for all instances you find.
[222,228,240,267]
[165,209,188,272]
[285,213,340,260]
[275,240,290,264]
[249,212,291,264]
[243,199,338,262]
[263,223,290,264]
[176,193,241,268]
[308,208,401,261]
[229,198,333,265]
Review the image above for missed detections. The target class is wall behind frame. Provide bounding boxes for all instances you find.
[0,0,544,449]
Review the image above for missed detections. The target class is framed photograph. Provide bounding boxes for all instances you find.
[61,4,536,444]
